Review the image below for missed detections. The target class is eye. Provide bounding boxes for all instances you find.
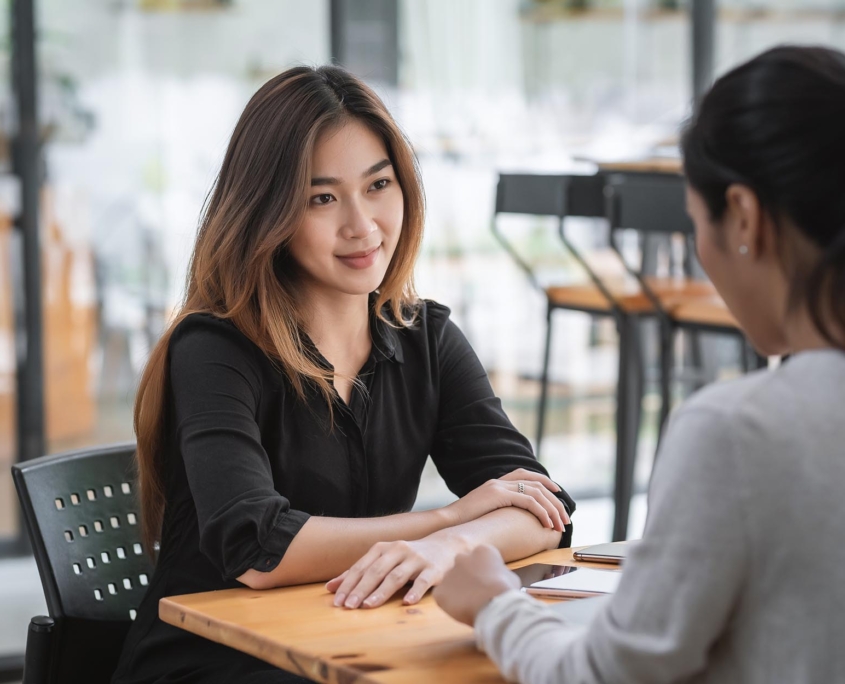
[371,178,390,192]
[311,193,335,206]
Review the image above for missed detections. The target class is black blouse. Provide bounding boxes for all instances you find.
[113,300,575,684]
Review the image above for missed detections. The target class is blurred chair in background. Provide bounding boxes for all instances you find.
[603,172,763,440]
[492,173,654,541]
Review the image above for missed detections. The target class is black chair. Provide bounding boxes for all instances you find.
[603,172,767,535]
[492,173,652,541]
[12,443,155,684]
[493,173,633,451]
[603,171,758,419]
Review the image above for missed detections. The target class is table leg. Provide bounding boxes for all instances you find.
[613,314,643,542]
[535,303,553,459]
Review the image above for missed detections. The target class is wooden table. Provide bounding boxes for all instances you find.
[160,546,620,684]
[597,157,683,175]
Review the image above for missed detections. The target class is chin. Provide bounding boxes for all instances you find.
[335,275,387,297]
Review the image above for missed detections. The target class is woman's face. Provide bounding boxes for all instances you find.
[686,185,790,356]
[287,119,404,299]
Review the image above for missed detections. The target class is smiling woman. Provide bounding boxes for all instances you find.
[112,65,575,684]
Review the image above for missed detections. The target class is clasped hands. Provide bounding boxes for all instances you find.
[326,468,567,610]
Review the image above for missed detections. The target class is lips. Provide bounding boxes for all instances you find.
[336,245,381,270]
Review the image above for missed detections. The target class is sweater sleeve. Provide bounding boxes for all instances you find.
[475,404,749,684]
[169,315,311,581]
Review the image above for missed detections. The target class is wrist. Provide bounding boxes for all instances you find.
[422,505,459,532]
[428,525,473,557]
[434,501,462,528]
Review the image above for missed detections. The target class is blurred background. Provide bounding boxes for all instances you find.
[1,0,844,673]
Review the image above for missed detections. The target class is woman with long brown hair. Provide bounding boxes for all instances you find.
[112,65,574,683]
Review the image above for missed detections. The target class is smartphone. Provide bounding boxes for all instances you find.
[513,563,621,599]
[513,563,578,588]
[572,542,634,565]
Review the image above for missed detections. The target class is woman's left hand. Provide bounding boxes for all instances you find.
[326,536,458,609]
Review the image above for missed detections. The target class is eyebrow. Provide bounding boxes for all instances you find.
[311,158,392,186]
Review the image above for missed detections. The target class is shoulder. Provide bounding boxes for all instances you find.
[674,367,772,423]
[657,365,801,483]
[169,313,267,378]
[392,299,470,352]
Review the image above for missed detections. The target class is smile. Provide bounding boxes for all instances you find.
[336,245,381,270]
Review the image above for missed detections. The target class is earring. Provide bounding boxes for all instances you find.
[739,245,749,256]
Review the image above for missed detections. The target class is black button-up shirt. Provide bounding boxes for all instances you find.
[114,299,575,684]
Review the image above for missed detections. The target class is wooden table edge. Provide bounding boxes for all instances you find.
[159,595,370,683]
[158,545,627,683]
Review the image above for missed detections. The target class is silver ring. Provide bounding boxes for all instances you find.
[518,482,525,495]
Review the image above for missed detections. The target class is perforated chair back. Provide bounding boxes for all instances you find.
[12,442,155,683]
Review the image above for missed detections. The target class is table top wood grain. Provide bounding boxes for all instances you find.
[598,157,683,175]
[160,546,622,684]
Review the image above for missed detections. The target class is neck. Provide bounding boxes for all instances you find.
[783,303,842,354]
[299,284,371,360]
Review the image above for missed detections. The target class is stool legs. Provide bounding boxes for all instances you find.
[535,303,554,459]
[613,314,644,542]
[657,320,674,440]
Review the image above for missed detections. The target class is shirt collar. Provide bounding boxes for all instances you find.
[369,294,404,364]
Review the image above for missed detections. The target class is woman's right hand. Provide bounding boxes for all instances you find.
[443,468,570,532]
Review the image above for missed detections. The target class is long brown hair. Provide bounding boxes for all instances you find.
[134,65,425,555]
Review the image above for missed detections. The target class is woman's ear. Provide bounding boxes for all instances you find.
[723,184,767,259]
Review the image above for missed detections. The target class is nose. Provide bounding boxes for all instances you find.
[340,197,376,241]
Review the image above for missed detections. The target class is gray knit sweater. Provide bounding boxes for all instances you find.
[476,349,845,683]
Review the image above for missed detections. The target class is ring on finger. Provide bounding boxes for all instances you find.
[518,481,525,495]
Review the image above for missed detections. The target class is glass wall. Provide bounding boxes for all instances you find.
[0,1,17,551]
[3,0,845,551]
[35,0,330,458]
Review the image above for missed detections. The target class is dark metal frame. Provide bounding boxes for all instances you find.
[11,0,45,468]
[692,0,716,106]
[2,0,42,568]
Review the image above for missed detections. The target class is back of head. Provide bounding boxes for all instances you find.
[682,45,845,345]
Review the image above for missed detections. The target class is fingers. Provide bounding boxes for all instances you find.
[333,541,417,609]
[509,487,556,529]
[499,468,562,493]
[525,481,570,528]
[403,567,438,605]
[325,570,348,593]
[331,543,388,607]
[365,560,425,608]
[500,469,570,528]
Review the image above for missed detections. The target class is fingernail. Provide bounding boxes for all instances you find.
[345,595,360,609]
[334,593,346,607]
[547,515,553,528]
[364,595,379,606]
[404,593,417,604]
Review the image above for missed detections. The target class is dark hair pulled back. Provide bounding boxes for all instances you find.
[682,45,845,346]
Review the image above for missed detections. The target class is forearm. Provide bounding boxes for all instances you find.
[432,508,562,562]
[239,507,456,589]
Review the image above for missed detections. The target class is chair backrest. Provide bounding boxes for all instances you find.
[604,172,694,236]
[12,442,154,623]
[495,173,605,219]
[13,443,155,683]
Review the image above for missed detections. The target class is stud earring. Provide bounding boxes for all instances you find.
[739,245,749,256]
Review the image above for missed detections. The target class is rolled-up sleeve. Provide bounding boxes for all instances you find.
[427,305,575,546]
[170,317,311,581]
